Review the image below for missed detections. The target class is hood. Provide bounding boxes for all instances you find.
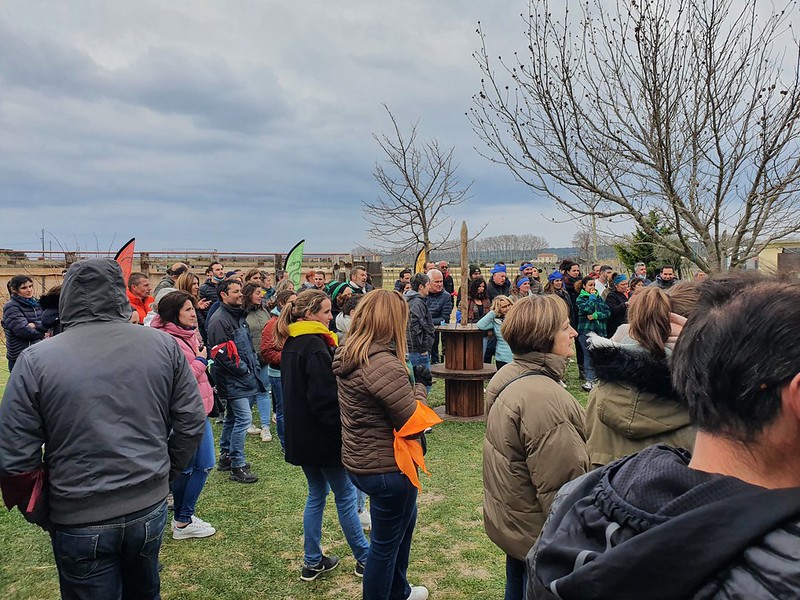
[332,342,392,378]
[529,445,800,600]
[404,290,422,301]
[588,335,686,439]
[511,351,568,381]
[587,335,673,396]
[59,259,131,328]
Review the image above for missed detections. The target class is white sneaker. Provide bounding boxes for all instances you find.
[260,428,272,442]
[172,518,216,539]
[407,586,429,600]
[246,426,261,436]
[359,510,372,531]
[172,515,210,530]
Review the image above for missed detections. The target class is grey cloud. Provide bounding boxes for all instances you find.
[0,22,288,132]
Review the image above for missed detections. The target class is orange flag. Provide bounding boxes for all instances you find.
[114,237,136,284]
[393,401,443,491]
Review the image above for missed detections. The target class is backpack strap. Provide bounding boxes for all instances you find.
[494,370,541,397]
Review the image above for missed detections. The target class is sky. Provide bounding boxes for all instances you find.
[0,1,625,254]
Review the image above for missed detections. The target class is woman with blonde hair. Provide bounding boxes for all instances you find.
[276,289,370,581]
[483,294,588,599]
[333,289,439,600]
[585,286,695,467]
[477,295,514,371]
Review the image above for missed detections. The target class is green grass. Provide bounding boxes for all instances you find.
[0,358,588,599]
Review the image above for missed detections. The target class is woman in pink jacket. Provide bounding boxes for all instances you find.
[152,290,217,539]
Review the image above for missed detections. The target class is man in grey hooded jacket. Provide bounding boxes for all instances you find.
[0,258,205,600]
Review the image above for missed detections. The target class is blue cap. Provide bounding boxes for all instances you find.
[490,263,507,274]
[519,262,533,272]
[516,277,530,288]
[548,271,563,282]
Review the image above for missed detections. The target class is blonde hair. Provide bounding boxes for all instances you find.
[501,294,568,355]
[175,272,200,298]
[274,289,329,348]
[339,290,409,366]
[275,278,295,294]
[491,295,513,314]
[628,287,671,358]
[666,281,701,319]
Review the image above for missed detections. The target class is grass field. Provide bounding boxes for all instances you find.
[0,356,588,599]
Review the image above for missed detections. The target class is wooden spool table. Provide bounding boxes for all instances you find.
[430,324,496,420]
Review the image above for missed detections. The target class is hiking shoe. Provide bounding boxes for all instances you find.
[354,560,365,578]
[246,426,261,436]
[218,453,250,472]
[260,428,272,442]
[359,510,372,531]
[172,518,216,539]
[229,465,258,483]
[301,555,340,581]
[217,453,231,471]
[406,586,429,600]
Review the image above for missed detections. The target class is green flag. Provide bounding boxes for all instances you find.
[284,239,305,288]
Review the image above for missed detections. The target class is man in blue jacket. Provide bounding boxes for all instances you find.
[207,279,264,483]
[0,258,205,600]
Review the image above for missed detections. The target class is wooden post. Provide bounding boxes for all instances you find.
[460,221,468,326]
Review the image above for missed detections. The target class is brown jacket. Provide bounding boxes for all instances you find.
[332,343,427,474]
[483,352,589,561]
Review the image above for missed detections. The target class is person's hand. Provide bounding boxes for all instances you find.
[413,364,433,388]
[587,314,595,321]
[198,298,211,310]
[196,342,207,358]
[27,322,37,329]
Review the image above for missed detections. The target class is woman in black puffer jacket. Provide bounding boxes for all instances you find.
[2,275,46,372]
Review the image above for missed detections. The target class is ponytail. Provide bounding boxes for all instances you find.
[628,287,671,358]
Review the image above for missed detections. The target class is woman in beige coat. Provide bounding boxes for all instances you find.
[483,294,590,600]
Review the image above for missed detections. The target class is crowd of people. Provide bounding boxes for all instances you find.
[1,255,798,600]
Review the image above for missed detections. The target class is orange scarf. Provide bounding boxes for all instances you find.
[393,401,443,491]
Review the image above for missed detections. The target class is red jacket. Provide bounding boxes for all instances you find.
[260,316,282,368]
[127,290,154,324]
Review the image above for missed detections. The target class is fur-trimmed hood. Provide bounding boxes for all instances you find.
[587,334,674,397]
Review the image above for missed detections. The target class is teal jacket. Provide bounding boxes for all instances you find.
[576,290,611,336]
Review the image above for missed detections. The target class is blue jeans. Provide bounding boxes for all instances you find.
[577,333,596,381]
[505,555,527,600]
[49,500,167,600]
[172,418,215,524]
[251,368,272,429]
[350,472,418,600]
[269,375,285,449]
[407,352,431,392]
[301,466,370,566]
[220,396,254,468]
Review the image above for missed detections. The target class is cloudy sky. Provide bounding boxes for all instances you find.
[0,1,614,254]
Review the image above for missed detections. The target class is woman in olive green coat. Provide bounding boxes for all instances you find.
[585,286,695,467]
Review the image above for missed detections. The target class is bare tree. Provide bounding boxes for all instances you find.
[471,0,800,271]
[572,230,592,270]
[364,105,476,261]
